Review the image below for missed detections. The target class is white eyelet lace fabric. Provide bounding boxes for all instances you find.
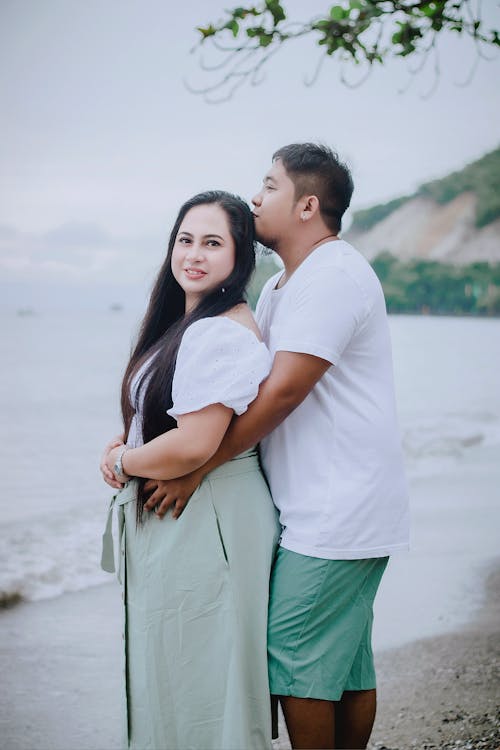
[167,316,272,420]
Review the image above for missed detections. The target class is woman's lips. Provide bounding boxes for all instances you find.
[184,268,207,279]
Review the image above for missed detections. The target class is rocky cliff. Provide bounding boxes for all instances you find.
[345,147,500,266]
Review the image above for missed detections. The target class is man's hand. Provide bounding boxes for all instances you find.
[142,350,330,519]
[141,350,330,520]
[144,469,203,519]
[100,434,126,490]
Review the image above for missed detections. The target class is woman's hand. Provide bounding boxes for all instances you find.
[100,434,126,490]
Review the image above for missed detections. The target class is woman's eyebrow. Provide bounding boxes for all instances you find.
[178,231,225,240]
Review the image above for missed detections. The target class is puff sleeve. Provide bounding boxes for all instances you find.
[167,317,271,421]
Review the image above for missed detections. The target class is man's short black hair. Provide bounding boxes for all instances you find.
[273,143,354,233]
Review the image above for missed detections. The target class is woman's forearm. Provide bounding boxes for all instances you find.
[122,429,207,481]
[120,403,232,481]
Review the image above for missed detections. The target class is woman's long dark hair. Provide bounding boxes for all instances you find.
[120,191,256,521]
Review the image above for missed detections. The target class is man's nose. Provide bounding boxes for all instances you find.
[252,191,262,207]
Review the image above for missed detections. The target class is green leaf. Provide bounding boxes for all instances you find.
[196,24,217,39]
[232,7,250,19]
[265,0,286,23]
[259,31,275,47]
[329,5,345,21]
[313,19,331,30]
[326,37,342,54]
[420,3,436,17]
[369,4,384,18]
[224,18,240,37]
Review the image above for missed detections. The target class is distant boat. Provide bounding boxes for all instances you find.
[109,303,123,312]
[17,307,35,317]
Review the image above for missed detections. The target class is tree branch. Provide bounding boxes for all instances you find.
[186,1,500,101]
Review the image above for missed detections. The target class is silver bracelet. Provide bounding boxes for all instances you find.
[113,446,129,483]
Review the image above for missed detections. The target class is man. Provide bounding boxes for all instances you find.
[144,143,410,749]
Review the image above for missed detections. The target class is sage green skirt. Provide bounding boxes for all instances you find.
[102,450,280,750]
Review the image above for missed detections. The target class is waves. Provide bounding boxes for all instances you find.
[0,507,111,607]
[402,410,500,479]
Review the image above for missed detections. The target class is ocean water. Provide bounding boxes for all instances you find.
[1,311,499,606]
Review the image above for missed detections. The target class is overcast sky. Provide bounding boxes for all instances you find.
[1,0,499,308]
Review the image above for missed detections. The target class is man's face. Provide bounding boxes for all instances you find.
[251,159,298,250]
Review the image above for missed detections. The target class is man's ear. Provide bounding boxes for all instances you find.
[299,195,320,222]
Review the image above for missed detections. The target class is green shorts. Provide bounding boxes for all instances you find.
[267,547,388,701]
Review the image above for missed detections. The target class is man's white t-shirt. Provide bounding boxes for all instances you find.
[255,240,410,560]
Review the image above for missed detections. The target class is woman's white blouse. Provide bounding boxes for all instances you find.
[167,316,271,421]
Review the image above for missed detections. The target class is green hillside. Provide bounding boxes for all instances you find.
[351,146,500,232]
[371,253,500,316]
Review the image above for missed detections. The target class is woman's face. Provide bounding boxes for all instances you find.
[171,204,236,311]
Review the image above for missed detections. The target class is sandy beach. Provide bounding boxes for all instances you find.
[0,559,498,750]
[368,563,500,750]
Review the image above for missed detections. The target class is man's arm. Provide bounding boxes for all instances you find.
[144,350,330,518]
[107,404,233,481]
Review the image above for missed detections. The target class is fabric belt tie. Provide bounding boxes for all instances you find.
[101,481,136,583]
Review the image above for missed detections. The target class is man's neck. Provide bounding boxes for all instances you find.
[277,234,338,288]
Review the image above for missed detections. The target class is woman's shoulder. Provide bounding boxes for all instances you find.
[175,308,270,375]
[220,303,263,342]
[184,306,263,344]
[171,309,271,417]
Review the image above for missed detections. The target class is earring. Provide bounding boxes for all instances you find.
[301,213,306,221]
[221,287,226,293]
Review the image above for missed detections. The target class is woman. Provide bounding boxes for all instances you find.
[100,190,280,750]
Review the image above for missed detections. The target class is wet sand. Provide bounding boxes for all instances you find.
[371,562,500,750]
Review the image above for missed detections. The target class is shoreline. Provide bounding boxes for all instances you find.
[369,559,500,750]
[1,560,499,750]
